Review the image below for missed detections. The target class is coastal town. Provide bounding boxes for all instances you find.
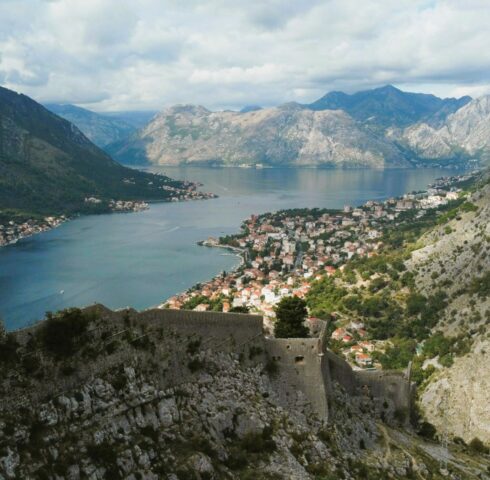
[161,171,475,370]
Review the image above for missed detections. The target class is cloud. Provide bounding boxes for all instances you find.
[0,0,490,111]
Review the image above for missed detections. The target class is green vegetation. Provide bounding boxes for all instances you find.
[0,86,187,218]
[274,296,309,338]
[40,308,91,357]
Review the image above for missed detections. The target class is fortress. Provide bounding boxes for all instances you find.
[9,304,413,424]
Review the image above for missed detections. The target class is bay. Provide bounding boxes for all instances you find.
[0,166,463,330]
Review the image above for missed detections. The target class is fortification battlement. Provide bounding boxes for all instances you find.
[10,305,413,424]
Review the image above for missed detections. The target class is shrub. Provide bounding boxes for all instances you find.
[469,437,489,454]
[86,441,118,465]
[41,308,90,357]
[188,358,205,372]
[264,357,279,377]
[418,421,436,440]
[240,426,276,454]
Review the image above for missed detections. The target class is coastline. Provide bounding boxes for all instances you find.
[0,192,218,249]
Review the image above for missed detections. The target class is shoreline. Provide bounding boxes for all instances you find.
[0,193,218,249]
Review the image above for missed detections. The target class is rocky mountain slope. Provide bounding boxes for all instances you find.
[0,86,189,217]
[107,103,411,168]
[393,96,490,164]
[107,85,481,168]
[406,173,490,443]
[306,85,471,128]
[1,306,487,479]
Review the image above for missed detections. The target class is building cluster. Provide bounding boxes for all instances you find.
[161,173,469,369]
[108,200,149,212]
[0,216,67,247]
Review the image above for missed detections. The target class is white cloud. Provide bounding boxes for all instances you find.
[0,0,490,111]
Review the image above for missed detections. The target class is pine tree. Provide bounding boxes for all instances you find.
[274,296,309,338]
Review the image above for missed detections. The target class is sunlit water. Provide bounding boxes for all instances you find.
[0,166,463,330]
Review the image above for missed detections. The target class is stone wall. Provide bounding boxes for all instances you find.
[266,337,328,423]
[8,305,412,425]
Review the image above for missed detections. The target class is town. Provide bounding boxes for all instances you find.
[161,171,475,370]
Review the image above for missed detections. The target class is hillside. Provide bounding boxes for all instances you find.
[0,306,487,479]
[0,86,191,218]
[306,85,471,128]
[406,174,490,443]
[304,169,490,445]
[107,103,411,168]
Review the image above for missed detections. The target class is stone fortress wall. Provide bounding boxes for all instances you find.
[10,305,412,423]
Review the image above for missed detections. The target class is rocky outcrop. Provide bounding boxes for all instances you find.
[406,176,490,443]
[1,306,482,479]
[397,96,490,164]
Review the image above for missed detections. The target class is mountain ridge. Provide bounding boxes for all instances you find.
[105,85,486,168]
[0,86,192,217]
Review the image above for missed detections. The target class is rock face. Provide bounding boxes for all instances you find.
[1,305,482,479]
[108,103,409,167]
[398,96,490,163]
[107,85,483,168]
[406,177,490,442]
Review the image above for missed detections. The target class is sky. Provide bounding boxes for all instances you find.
[1,0,490,112]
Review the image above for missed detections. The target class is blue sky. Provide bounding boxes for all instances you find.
[1,0,489,112]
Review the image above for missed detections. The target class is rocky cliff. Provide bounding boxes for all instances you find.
[396,96,490,164]
[1,306,486,479]
[406,174,490,443]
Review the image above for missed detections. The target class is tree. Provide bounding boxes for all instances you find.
[274,297,309,338]
[229,306,250,313]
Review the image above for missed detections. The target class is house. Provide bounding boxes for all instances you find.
[359,341,375,352]
[194,304,209,312]
[355,353,373,367]
[350,345,363,354]
[331,327,346,341]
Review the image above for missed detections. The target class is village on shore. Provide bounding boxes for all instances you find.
[161,171,475,370]
[0,182,217,247]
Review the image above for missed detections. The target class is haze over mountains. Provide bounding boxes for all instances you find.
[45,104,157,148]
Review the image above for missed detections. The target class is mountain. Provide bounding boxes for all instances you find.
[240,105,262,113]
[45,103,136,147]
[1,304,487,479]
[107,86,482,168]
[100,110,157,129]
[306,84,471,128]
[0,87,188,216]
[397,96,490,164]
[107,102,411,168]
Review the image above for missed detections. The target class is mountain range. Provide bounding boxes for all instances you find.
[100,85,490,168]
[45,104,157,148]
[0,87,185,218]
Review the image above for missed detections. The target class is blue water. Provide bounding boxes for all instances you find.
[0,167,463,330]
